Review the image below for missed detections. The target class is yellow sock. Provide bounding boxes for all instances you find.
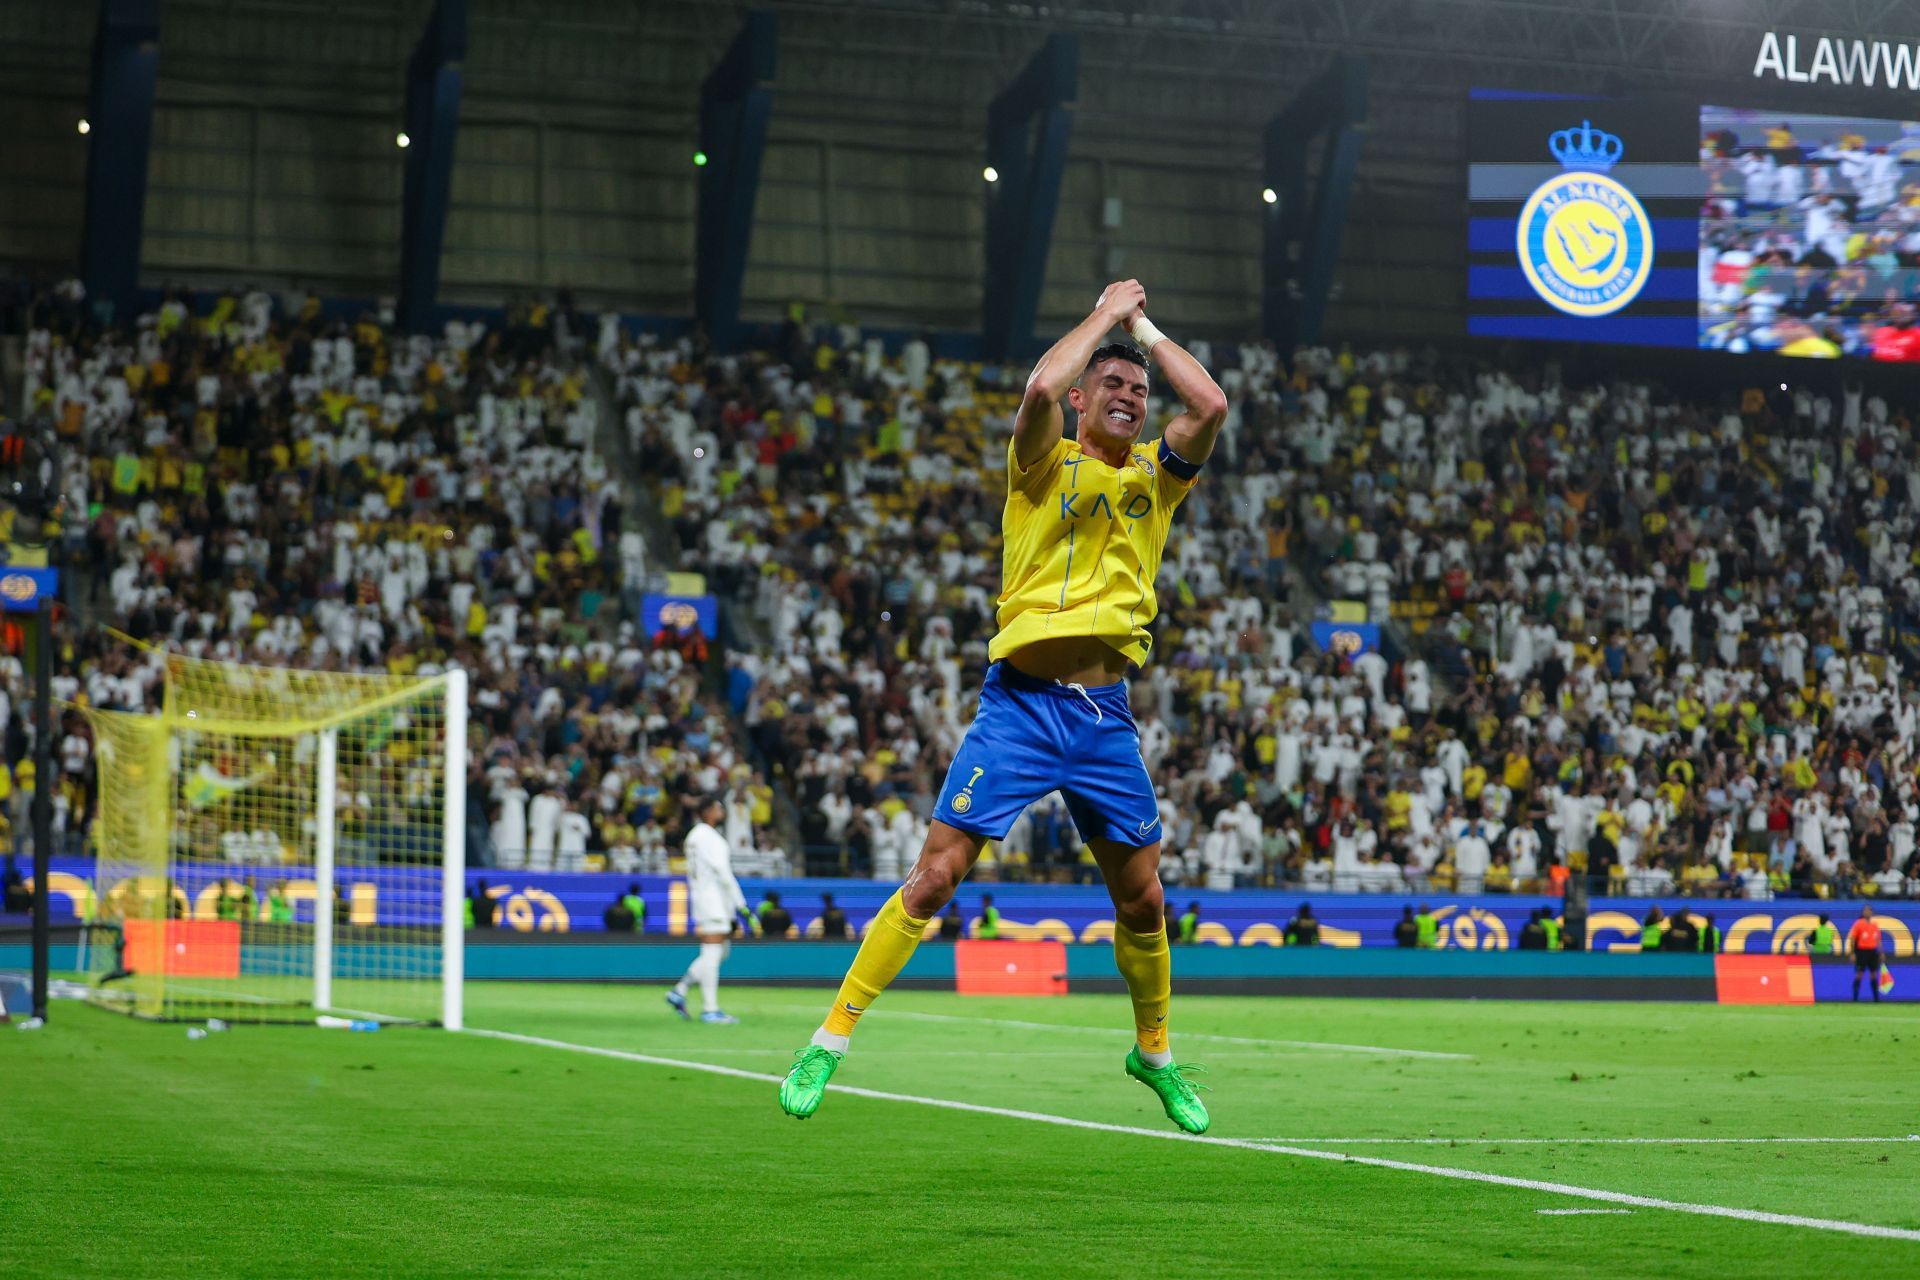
[822,891,930,1037]
[1113,921,1171,1054]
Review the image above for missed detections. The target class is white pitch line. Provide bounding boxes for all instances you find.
[1538,1208,1633,1216]
[868,1009,1474,1060]
[461,1026,1920,1244]
[1243,1136,1920,1146]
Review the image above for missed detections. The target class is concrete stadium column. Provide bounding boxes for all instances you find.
[398,0,468,334]
[981,34,1078,364]
[1262,55,1368,351]
[79,0,161,321]
[696,10,777,352]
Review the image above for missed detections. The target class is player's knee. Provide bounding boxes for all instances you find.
[1113,878,1164,934]
[902,877,948,918]
[902,828,974,915]
[902,862,959,917]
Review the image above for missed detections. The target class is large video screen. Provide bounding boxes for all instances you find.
[1467,92,1920,361]
[1700,107,1920,360]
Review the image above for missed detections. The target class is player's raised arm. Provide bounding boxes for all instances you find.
[1012,279,1145,468]
[1133,311,1229,467]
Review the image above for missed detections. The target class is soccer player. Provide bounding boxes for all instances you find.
[667,795,755,1025]
[779,279,1227,1132]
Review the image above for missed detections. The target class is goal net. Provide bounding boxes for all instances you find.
[83,653,467,1027]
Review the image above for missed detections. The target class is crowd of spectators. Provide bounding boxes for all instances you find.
[609,309,1920,901]
[1287,343,1920,903]
[10,282,786,879]
[10,276,1920,905]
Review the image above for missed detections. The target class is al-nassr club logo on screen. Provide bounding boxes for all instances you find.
[1516,120,1654,317]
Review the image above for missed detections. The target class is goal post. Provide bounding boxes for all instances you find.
[440,667,467,1031]
[83,654,467,1027]
[314,726,337,1017]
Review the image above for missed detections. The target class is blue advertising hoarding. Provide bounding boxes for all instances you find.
[0,567,58,612]
[28,858,1920,961]
[1310,619,1380,657]
[641,592,718,639]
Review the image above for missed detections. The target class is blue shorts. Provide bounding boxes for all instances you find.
[932,662,1162,847]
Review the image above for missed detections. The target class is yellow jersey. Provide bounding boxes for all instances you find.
[988,436,1196,668]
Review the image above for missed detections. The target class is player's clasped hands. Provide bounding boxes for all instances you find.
[1097,279,1146,326]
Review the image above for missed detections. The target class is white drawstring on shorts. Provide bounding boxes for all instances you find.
[1060,680,1104,724]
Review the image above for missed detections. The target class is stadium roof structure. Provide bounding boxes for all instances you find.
[731,0,1920,93]
[9,0,1920,340]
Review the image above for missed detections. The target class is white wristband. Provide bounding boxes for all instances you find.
[1129,317,1168,354]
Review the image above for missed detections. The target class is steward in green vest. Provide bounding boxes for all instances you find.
[1541,914,1562,951]
[1808,915,1838,955]
[267,885,293,925]
[1176,904,1200,944]
[1697,914,1721,954]
[623,890,648,931]
[756,891,792,937]
[1415,905,1439,949]
[1640,905,1666,951]
[463,896,475,929]
[978,896,1001,940]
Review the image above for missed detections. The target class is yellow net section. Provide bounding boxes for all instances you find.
[85,653,460,1025]
[84,710,170,1019]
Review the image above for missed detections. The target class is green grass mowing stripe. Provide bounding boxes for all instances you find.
[462,1025,1920,1245]
[868,1008,1475,1058]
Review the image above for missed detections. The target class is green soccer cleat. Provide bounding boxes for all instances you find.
[779,1045,843,1119]
[1126,1045,1211,1134]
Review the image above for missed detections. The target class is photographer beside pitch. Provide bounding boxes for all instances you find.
[779,280,1227,1132]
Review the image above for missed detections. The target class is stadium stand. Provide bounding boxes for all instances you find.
[7,285,1914,904]
[607,313,1920,902]
[22,284,787,881]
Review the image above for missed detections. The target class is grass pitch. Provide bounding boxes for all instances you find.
[11,984,1920,1276]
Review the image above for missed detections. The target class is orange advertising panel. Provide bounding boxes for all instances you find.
[1715,954,1812,1005]
[123,919,243,980]
[955,939,1068,997]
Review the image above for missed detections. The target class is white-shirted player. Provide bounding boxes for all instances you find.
[667,795,754,1025]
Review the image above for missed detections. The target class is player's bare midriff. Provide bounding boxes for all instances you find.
[1005,634,1131,687]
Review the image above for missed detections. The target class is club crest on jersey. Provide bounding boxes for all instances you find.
[1515,121,1653,318]
[950,766,984,816]
[1135,453,1156,478]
